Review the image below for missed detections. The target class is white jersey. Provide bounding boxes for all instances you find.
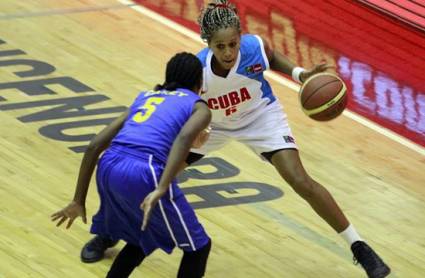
[197,34,277,130]
[194,34,297,158]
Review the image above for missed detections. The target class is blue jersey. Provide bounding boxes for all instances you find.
[92,87,210,255]
[111,88,202,163]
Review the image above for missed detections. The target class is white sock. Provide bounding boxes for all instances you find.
[339,224,362,246]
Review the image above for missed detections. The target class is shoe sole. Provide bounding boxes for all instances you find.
[81,255,104,264]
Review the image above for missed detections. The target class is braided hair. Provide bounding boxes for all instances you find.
[198,0,241,42]
[155,52,202,92]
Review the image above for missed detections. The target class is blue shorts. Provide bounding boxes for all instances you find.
[90,145,210,255]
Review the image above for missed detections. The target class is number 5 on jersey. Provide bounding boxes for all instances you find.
[133,97,165,123]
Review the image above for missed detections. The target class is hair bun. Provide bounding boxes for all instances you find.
[214,3,229,8]
[209,1,234,10]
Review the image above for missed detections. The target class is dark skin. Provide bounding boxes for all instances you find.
[51,85,212,231]
[206,27,349,233]
[51,110,129,229]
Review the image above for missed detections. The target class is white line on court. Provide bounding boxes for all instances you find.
[118,0,425,156]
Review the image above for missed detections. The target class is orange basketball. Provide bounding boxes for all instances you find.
[299,73,348,121]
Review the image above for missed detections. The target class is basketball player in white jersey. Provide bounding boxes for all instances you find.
[190,1,391,277]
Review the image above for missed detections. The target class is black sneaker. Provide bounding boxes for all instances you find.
[351,241,391,278]
[80,235,119,263]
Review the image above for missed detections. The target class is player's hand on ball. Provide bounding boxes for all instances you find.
[51,201,87,229]
[300,62,333,83]
[192,126,211,148]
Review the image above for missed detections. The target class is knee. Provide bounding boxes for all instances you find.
[197,238,212,259]
[182,239,211,263]
[204,238,212,252]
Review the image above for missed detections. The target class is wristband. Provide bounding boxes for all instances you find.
[292,67,306,83]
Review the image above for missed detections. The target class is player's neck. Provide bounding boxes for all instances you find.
[211,56,230,78]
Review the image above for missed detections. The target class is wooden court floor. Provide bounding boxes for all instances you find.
[0,0,424,277]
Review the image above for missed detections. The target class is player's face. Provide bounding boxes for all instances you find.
[208,27,240,70]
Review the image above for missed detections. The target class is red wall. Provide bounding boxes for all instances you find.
[134,0,425,146]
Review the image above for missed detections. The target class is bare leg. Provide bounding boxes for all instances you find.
[271,149,349,232]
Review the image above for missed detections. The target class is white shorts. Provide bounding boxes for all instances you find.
[191,102,297,160]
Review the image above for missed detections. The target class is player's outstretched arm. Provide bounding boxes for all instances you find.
[72,109,129,204]
[260,36,331,82]
[141,102,211,230]
[260,36,296,76]
[51,110,129,229]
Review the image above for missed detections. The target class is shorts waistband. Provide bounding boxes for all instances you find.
[108,145,164,165]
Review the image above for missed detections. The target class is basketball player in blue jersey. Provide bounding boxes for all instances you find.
[51,52,212,278]
[185,1,390,277]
